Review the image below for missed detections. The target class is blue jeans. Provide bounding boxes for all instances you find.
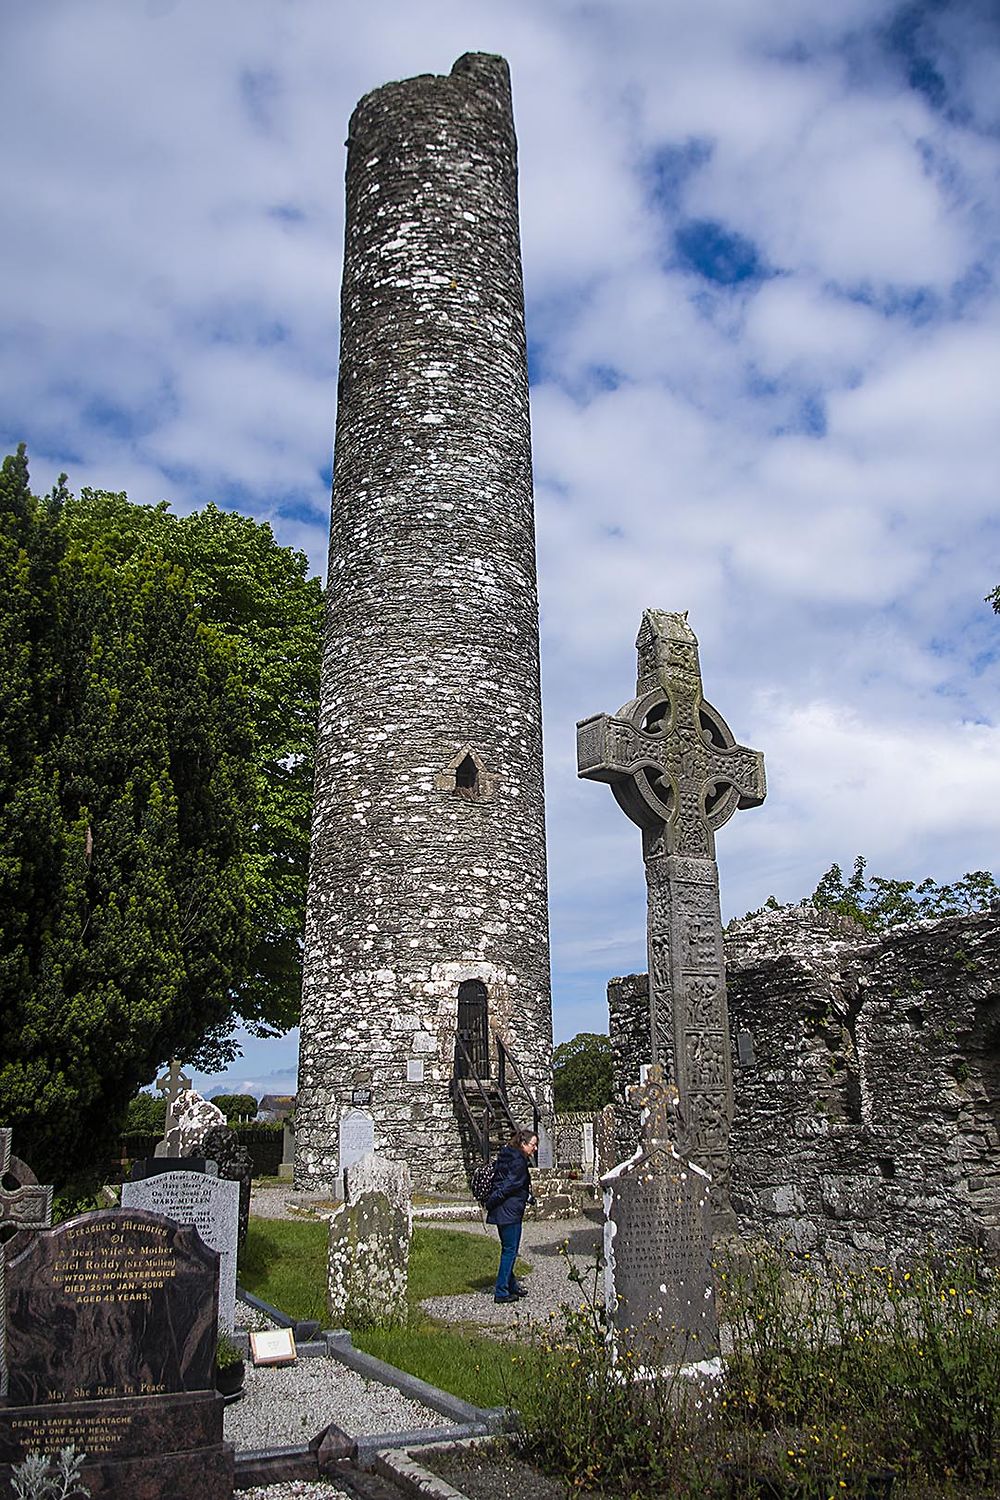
[494,1220,522,1297]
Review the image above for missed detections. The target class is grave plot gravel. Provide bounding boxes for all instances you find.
[223,1355,450,1452]
[238,1484,343,1498]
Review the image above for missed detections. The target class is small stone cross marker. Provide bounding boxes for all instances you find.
[156,1058,192,1111]
[627,1064,682,1161]
[0,1126,53,1398]
[156,1058,192,1142]
[578,610,765,1224]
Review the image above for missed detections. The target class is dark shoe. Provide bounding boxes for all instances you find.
[494,1293,515,1304]
[509,1286,528,1298]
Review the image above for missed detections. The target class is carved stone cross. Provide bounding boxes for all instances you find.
[0,1127,53,1397]
[156,1058,192,1111]
[155,1058,192,1151]
[627,1064,682,1163]
[578,610,765,1223]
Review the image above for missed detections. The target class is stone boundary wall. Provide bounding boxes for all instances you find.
[608,904,1000,1261]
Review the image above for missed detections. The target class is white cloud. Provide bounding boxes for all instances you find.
[3,0,999,1070]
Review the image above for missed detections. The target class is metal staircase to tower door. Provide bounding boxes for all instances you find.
[451,1032,540,1164]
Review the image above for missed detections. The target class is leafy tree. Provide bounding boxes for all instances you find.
[211,1092,258,1122]
[810,856,999,931]
[58,489,324,1042]
[741,857,998,931]
[553,1032,613,1112]
[124,1092,168,1133]
[0,448,255,1183]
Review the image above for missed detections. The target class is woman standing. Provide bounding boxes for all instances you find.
[485,1127,537,1303]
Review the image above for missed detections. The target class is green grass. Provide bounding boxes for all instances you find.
[353,1322,523,1408]
[240,1216,328,1322]
[241,1218,529,1316]
[240,1217,534,1405]
[409,1225,530,1298]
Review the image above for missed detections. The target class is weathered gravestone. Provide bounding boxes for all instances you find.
[121,1171,240,1331]
[279,1119,295,1181]
[327,1153,410,1328]
[338,1108,375,1178]
[196,1127,253,1250]
[578,609,765,1226]
[601,1066,717,1367]
[592,1104,617,1189]
[0,1206,233,1498]
[158,1089,225,1159]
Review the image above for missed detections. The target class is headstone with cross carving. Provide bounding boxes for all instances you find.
[578,610,765,1225]
[0,1127,53,1399]
[600,1065,717,1366]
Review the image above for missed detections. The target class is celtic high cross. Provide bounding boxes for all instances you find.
[577,610,765,1221]
[0,1127,53,1397]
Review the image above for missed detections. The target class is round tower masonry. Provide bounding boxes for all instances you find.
[295,54,553,1192]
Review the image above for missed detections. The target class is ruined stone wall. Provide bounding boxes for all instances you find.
[296,54,552,1193]
[608,905,1000,1260]
[608,973,649,1163]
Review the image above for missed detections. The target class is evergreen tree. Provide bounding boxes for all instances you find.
[59,490,323,1040]
[0,450,255,1182]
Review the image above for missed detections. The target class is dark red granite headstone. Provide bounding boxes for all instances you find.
[0,1209,232,1499]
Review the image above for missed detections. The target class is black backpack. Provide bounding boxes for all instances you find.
[470,1155,501,1206]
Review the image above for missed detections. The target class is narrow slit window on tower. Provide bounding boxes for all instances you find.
[455,753,479,797]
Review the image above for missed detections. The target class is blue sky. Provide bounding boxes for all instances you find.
[3,1,999,1099]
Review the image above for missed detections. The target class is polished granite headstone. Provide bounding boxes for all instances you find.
[129,1157,217,1179]
[196,1127,252,1249]
[122,1171,239,1331]
[0,1209,233,1499]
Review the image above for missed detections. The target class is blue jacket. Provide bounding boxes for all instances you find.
[485,1145,531,1225]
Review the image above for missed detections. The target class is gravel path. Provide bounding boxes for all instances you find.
[251,1186,338,1220]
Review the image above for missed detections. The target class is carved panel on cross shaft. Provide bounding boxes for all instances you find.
[675,803,711,857]
[686,1092,730,1156]
[681,916,720,969]
[673,880,719,918]
[669,858,715,884]
[682,972,722,1028]
[649,934,671,993]
[683,1030,728,1088]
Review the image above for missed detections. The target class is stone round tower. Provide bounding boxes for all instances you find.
[295,53,553,1192]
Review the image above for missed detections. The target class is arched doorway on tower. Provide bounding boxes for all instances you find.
[456,979,490,1079]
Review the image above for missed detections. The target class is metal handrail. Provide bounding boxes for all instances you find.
[451,1067,490,1159]
[495,1036,540,1144]
[453,1035,493,1111]
[452,1034,518,1159]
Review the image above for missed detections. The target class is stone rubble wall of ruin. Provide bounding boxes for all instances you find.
[608,904,1000,1260]
[608,972,650,1164]
[296,54,553,1194]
